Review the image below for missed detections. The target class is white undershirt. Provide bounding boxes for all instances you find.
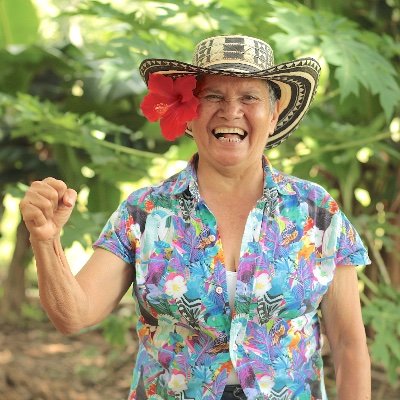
[226,270,240,384]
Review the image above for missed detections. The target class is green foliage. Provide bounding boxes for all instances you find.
[20,302,47,322]
[363,285,400,385]
[100,311,132,347]
[0,0,39,46]
[266,0,400,120]
[62,209,107,248]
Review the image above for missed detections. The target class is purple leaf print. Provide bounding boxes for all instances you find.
[237,362,256,389]
[158,344,175,368]
[211,369,227,398]
[169,251,187,275]
[245,325,272,362]
[262,219,281,257]
[189,332,214,364]
[174,352,190,373]
[146,255,167,285]
[238,253,257,283]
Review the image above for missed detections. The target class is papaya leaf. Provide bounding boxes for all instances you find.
[321,35,400,119]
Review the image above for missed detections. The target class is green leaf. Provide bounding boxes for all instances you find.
[321,35,400,119]
[0,0,39,47]
[87,176,121,214]
[392,340,400,362]
[62,209,108,248]
[371,335,390,366]
[387,357,400,386]
[99,313,131,347]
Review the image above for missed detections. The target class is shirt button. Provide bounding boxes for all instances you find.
[232,343,238,351]
[215,286,223,294]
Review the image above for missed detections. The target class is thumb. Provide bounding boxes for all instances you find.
[62,188,77,208]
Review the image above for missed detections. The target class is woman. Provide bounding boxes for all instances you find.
[20,35,371,399]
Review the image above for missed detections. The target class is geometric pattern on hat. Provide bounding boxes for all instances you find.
[139,35,321,149]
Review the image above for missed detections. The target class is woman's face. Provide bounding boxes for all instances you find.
[189,74,279,170]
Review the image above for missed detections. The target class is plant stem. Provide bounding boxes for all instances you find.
[364,230,391,285]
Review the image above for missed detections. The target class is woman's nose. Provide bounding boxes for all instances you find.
[217,98,244,119]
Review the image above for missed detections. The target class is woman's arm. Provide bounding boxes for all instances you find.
[21,177,134,334]
[32,239,133,334]
[320,266,371,400]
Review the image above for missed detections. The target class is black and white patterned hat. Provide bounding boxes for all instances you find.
[139,35,321,149]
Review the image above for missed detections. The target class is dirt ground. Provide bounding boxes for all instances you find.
[0,317,136,400]
[1,316,399,400]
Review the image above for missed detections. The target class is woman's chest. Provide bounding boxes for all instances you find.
[212,204,252,272]
[133,202,335,326]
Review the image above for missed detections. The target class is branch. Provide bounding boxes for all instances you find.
[364,230,391,285]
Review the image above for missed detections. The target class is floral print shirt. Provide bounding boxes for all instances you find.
[94,155,370,400]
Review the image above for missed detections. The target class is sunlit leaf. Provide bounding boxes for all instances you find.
[0,0,39,47]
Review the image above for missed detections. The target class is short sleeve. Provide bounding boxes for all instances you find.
[93,200,135,265]
[334,211,371,266]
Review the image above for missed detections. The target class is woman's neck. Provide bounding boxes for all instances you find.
[195,156,265,200]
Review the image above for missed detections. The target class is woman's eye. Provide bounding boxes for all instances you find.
[203,94,223,102]
[241,95,259,104]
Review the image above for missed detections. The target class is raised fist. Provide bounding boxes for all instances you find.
[20,178,77,242]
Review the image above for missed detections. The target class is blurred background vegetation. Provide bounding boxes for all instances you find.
[0,0,399,397]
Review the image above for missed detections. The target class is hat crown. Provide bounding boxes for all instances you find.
[192,35,275,73]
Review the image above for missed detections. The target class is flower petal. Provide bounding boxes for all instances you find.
[148,74,174,98]
[160,107,190,141]
[173,75,198,102]
[180,97,200,120]
[140,93,172,121]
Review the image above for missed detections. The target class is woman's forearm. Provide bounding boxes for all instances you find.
[31,236,90,334]
[333,342,371,400]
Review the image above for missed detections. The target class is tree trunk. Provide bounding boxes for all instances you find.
[0,218,31,321]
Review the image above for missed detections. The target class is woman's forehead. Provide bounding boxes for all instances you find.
[196,74,267,92]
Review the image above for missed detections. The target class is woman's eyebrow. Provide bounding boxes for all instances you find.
[197,87,223,94]
[198,87,264,95]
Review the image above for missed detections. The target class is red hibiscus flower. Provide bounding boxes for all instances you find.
[140,74,199,141]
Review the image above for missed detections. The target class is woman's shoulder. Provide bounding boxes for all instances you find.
[124,168,189,208]
[272,168,337,210]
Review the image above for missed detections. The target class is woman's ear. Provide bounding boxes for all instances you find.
[269,102,280,134]
[187,121,193,131]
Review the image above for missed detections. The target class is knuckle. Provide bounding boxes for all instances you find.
[49,189,59,202]
[30,180,42,188]
[32,208,44,219]
[45,176,64,185]
[43,198,53,210]
[45,177,67,192]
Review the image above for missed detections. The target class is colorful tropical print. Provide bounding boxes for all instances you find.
[94,155,370,400]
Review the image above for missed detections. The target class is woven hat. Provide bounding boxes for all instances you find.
[139,35,321,149]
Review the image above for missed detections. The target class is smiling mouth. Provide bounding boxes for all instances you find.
[212,127,248,142]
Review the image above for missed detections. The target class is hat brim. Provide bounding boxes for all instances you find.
[139,57,320,149]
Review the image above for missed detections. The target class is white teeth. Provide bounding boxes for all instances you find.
[214,127,245,136]
[217,136,242,142]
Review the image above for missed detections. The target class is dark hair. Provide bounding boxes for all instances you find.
[266,81,281,109]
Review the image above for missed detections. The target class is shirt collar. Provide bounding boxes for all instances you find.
[168,154,297,197]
